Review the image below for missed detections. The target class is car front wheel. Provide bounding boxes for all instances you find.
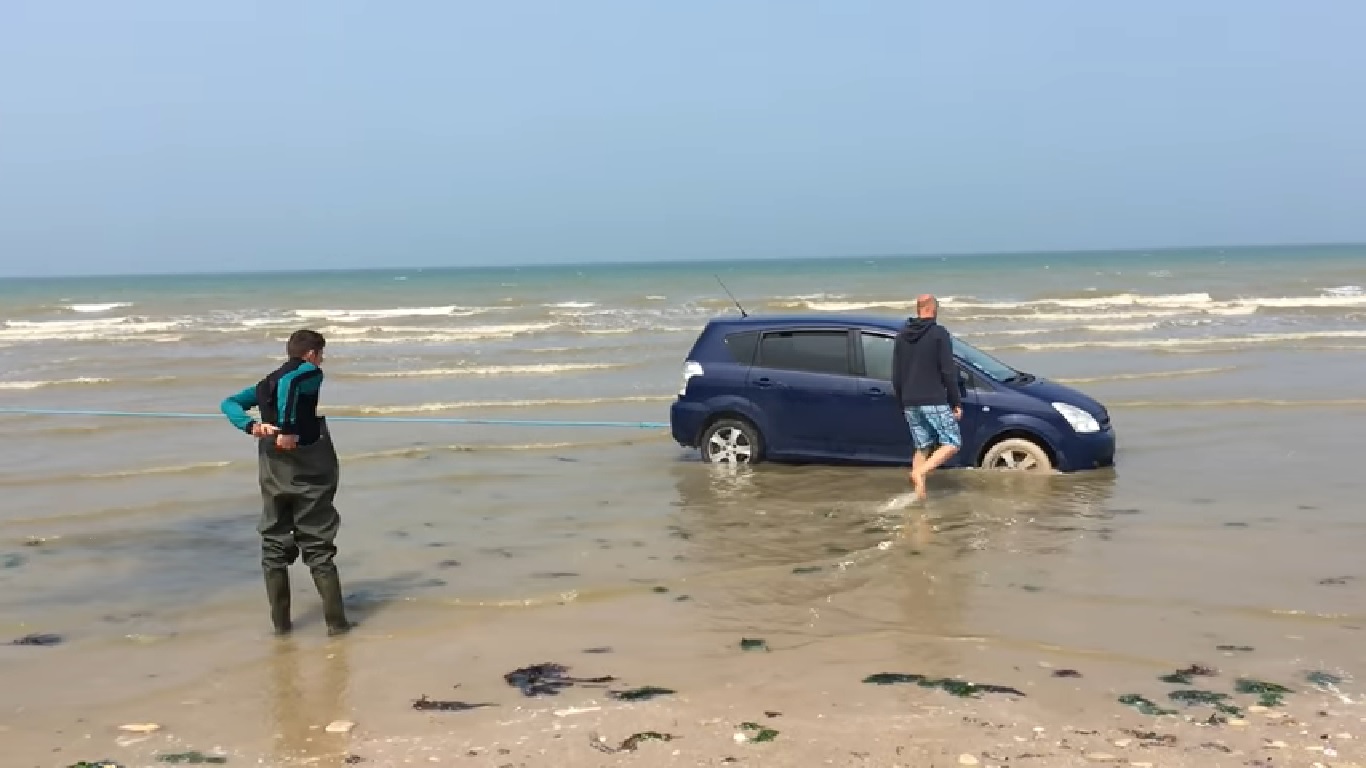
[981,437,1053,472]
[700,418,762,465]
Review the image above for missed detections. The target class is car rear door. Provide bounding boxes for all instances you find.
[747,328,859,457]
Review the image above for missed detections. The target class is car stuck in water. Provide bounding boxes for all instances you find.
[670,313,1116,472]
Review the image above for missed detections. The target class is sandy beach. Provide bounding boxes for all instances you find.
[2,251,1364,766]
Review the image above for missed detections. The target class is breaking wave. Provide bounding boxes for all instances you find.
[339,362,629,378]
[328,395,673,415]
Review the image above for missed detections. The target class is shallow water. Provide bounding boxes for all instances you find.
[1,247,1364,762]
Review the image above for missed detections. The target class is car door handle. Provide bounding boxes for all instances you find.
[754,377,775,388]
[865,386,887,397]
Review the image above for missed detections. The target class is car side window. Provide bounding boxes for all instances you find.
[859,333,894,381]
[723,330,759,365]
[757,330,851,376]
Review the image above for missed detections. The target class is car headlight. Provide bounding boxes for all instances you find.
[1052,402,1100,433]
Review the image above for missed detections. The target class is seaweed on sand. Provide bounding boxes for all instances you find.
[1160,664,1218,685]
[738,722,780,742]
[10,633,62,646]
[155,753,228,765]
[411,695,493,712]
[740,638,768,652]
[1118,694,1177,716]
[1234,678,1292,707]
[608,686,676,702]
[590,731,674,753]
[503,663,616,697]
[861,673,1025,697]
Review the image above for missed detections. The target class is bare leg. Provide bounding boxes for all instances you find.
[910,444,958,498]
[909,449,928,498]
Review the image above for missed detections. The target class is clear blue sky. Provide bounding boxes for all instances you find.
[1,1,1363,277]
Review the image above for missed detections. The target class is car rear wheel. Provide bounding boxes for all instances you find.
[700,418,762,465]
[981,437,1053,472]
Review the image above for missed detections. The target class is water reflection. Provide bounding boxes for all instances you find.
[267,637,354,766]
[668,463,1117,662]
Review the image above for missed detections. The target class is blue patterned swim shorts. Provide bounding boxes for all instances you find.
[904,405,961,450]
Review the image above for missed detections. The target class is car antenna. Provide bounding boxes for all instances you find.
[714,275,748,317]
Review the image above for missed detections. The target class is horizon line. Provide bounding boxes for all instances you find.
[3,240,1360,280]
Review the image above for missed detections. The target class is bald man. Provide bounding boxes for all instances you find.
[890,294,962,499]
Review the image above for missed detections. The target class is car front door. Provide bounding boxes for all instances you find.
[746,329,859,457]
[850,330,983,465]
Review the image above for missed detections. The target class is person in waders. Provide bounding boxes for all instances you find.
[220,329,351,636]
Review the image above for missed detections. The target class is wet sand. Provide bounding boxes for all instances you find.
[4,399,1364,767]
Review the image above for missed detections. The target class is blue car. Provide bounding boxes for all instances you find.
[670,314,1116,472]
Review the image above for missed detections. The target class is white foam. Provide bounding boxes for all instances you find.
[343,362,627,378]
[987,329,1366,351]
[545,301,596,309]
[320,322,559,342]
[331,395,672,414]
[1323,285,1363,297]
[293,305,494,321]
[0,377,112,390]
[65,302,133,313]
[0,318,180,341]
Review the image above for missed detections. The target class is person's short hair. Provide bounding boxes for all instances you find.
[916,294,938,317]
[286,329,326,359]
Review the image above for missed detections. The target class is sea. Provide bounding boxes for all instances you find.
[1,244,1364,765]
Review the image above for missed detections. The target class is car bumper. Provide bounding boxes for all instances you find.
[670,400,709,447]
[1057,426,1116,471]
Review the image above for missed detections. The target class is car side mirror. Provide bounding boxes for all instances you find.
[957,370,970,392]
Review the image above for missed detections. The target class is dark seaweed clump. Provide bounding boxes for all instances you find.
[155,754,228,765]
[1118,694,1177,716]
[10,633,62,646]
[503,663,616,697]
[592,731,674,753]
[411,695,493,712]
[67,762,123,768]
[1306,670,1345,688]
[738,722,780,742]
[862,673,1025,698]
[1160,664,1218,685]
[608,686,676,702]
[740,637,768,652]
[1052,669,1083,679]
[1235,678,1293,707]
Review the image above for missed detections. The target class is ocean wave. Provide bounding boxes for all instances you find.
[293,305,498,321]
[343,440,640,461]
[329,394,673,415]
[961,322,1160,338]
[984,329,1366,351]
[1111,398,1366,409]
[1323,285,1363,297]
[321,322,560,343]
[86,461,234,479]
[0,377,113,390]
[65,302,133,313]
[782,292,1366,315]
[338,362,628,378]
[1054,366,1239,384]
[544,301,596,309]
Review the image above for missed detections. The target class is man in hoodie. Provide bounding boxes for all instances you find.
[891,294,962,499]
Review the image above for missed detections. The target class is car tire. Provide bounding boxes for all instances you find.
[981,437,1053,472]
[700,418,762,465]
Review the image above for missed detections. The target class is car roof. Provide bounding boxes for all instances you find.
[705,312,906,333]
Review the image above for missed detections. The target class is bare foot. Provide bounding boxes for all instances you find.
[910,471,927,500]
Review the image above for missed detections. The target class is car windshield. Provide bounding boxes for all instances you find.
[951,337,1023,382]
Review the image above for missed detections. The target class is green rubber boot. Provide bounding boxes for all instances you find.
[311,568,352,636]
[264,568,292,635]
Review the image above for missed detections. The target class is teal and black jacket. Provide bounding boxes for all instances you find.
[221,359,326,445]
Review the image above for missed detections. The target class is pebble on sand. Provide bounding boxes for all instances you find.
[326,720,356,733]
[957,754,980,766]
[118,723,161,733]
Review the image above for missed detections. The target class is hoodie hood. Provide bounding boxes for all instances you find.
[898,317,936,342]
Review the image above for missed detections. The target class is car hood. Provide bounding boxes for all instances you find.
[1013,377,1109,421]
